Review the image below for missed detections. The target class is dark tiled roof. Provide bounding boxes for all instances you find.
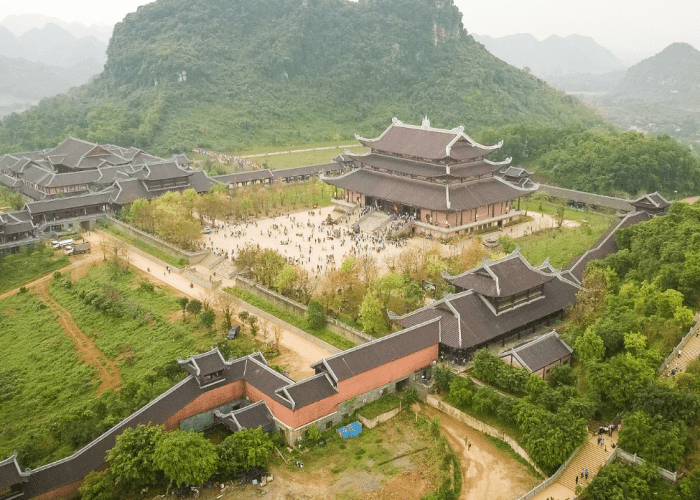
[357,118,500,162]
[178,348,229,377]
[0,220,34,235]
[0,173,22,189]
[213,169,274,184]
[312,318,440,382]
[232,401,275,430]
[501,330,572,373]
[323,169,531,212]
[538,184,634,212]
[135,162,192,181]
[632,192,670,210]
[397,276,580,350]
[348,153,448,178]
[244,357,295,408]
[567,211,652,283]
[21,165,53,185]
[25,191,113,215]
[271,163,342,179]
[445,250,553,297]
[283,373,338,409]
[0,454,29,489]
[188,170,216,193]
[46,137,102,169]
[111,179,150,205]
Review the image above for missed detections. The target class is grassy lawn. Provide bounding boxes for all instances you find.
[516,199,616,268]
[0,244,69,293]
[0,291,98,464]
[100,225,188,268]
[253,145,367,170]
[226,286,356,350]
[357,393,402,419]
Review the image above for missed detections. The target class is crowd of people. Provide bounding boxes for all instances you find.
[192,148,262,170]
[195,206,417,276]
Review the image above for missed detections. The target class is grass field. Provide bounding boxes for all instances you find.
[0,262,273,468]
[516,200,616,268]
[0,244,69,293]
[356,393,402,419]
[0,291,98,464]
[226,286,356,350]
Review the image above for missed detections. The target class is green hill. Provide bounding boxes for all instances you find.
[0,0,599,155]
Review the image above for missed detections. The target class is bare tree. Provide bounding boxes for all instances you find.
[215,292,241,331]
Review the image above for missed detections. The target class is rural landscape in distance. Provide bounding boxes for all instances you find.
[1,1,700,500]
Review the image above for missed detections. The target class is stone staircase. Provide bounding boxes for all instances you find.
[197,252,221,269]
[666,329,700,373]
[211,258,237,279]
[358,212,391,234]
[557,435,616,492]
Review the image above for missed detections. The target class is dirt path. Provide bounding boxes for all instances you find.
[32,264,123,394]
[418,404,539,500]
[0,254,92,300]
[86,232,333,379]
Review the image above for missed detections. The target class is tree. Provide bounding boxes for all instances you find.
[79,470,120,500]
[306,299,326,330]
[305,424,321,446]
[153,430,218,487]
[200,309,216,329]
[359,290,385,335]
[215,292,240,331]
[186,299,202,319]
[108,424,164,489]
[574,328,605,364]
[177,297,189,319]
[218,426,274,478]
[549,364,577,387]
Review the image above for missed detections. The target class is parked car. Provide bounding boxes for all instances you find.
[202,226,212,234]
[227,324,241,340]
[52,238,74,249]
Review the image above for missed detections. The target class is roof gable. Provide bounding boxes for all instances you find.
[500,330,573,373]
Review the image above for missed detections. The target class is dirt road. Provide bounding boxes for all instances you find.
[418,404,540,500]
[33,274,123,394]
[86,232,333,380]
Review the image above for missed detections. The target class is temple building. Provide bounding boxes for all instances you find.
[390,248,581,364]
[322,118,538,236]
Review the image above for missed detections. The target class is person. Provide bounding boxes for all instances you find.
[585,470,588,480]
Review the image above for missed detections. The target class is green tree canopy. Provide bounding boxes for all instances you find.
[153,430,218,487]
[218,426,274,478]
[107,424,165,489]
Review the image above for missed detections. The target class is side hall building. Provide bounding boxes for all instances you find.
[322,118,539,236]
[390,248,582,364]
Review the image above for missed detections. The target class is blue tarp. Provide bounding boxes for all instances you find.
[338,421,363,439]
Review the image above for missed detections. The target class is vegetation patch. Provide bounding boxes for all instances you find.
[357,393,402,420]
[226,286,355,350]
[100,225,188,268]
[0,243,68,293]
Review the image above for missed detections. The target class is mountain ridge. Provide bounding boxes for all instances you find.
[0,13,113,44]
[0,0,599,155]
[473,33,625,77]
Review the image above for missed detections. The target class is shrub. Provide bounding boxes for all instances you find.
[307,299,326,330]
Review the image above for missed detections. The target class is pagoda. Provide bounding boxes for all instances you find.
[322,118,538,236]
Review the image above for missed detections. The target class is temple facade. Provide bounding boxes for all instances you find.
[322,118,538,236]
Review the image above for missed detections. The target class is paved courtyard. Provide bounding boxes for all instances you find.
[199,205,577,277]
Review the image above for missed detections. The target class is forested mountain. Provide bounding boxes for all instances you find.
[0,0,599,155]
[593,43,700,143]
[608,43,700,105]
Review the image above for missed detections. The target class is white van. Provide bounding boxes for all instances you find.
[53,238,75,249]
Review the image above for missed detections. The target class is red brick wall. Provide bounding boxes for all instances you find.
[338,344,438,400]
[162,380,244,430]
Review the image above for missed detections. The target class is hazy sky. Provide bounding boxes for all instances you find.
[1,0,698,65]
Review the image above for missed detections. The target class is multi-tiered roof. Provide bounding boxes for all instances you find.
[322,118,537,212]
